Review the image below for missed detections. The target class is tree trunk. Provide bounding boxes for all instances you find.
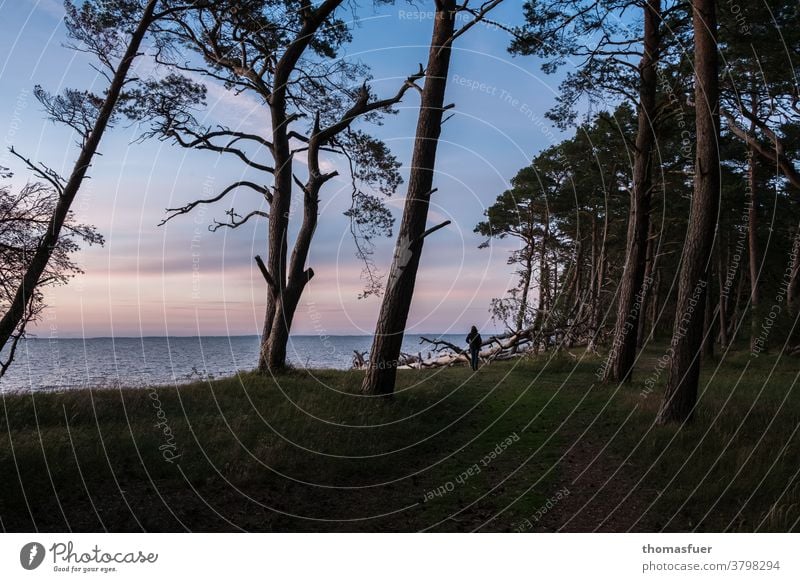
[728,260,747,343]
[264,281,308,369]
[534,204,551,338]
[257,298,278,371]
[515,242,535,332]
[657,0,719,424]
[258,103,293,372]
[647,268,661,342]
[511,241,535,353]
[637,220,657,349]
[746,102,760,351]
[263,171,321,370]
[255,1,344,373]
[361,1,457,395]
[716,241,729,348]
[603,0,660,383]
[0,0,158,356]
[588,207,608,352]
[703,278,714,359]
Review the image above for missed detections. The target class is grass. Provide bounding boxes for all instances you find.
[0,345,798,532]
[613,345,800,532]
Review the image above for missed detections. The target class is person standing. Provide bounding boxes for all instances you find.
[466,325,482,371]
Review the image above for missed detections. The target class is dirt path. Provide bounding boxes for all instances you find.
[534,435,660,532]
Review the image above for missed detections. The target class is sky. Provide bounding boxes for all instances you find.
[0,0,588,338]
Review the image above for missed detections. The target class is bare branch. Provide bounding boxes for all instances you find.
[448,0,506,47]
[418,220,452,242]
[209,208,268,231]
[8,147,66,196]
[159,180,271,225]
[254,254,277,289]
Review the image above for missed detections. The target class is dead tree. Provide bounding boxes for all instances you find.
[657,0,720,424]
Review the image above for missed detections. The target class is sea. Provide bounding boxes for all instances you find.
[0,334,466,392]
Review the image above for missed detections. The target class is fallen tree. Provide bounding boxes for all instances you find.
[351,323,595,370]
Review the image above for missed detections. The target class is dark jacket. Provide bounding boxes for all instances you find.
[466,330,482,351]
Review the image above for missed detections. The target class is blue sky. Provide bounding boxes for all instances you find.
[0,0,586,338]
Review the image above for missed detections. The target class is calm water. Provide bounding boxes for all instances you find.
[0,334,466,392]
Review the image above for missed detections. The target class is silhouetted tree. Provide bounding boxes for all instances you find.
[361,0,505,395]
[0,177,102,377]
[0,0,209,371]
[657,0,720,424]
[141,0,423,372]
[512,0,675,382]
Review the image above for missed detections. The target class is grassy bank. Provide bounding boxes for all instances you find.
[1,347,798,532]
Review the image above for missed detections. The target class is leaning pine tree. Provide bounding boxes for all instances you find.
[0,0,203,371]
[361,0,505,395]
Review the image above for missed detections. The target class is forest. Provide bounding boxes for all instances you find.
[0,0,799,534]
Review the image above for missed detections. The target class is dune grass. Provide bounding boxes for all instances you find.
[0,346,797,532]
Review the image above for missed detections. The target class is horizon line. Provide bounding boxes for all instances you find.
[20,332,467,340]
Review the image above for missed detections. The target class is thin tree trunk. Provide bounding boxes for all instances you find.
[588,207,609,351]
[647,268,661,341]
[542,205,552,322]
[511,241,535,353]
[746,100,760,351]
[515,243,535,332]
[561,239,581,346]
[657,0,719,424]
[534,216,549,339]
[0,0,158,356]
[604,0,661,383]
[637,220,657,348]
[728,261,747,343]
[703,277,714,359]
[582,216,598,347]
[361,1,457,395]
[716,241,729,348]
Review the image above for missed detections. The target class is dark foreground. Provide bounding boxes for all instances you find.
[1,346,797,532]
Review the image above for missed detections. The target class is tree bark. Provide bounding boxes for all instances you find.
[647,268,661,341]
[603,0,661,383]
[728,259,747,343]
[511,240,536,353]
[588,206,608,352]
[657,0,719,424]
[535,205,550,337]
[716,241,729,348]
[703,277,714,359]
[515,241,535,332]
[361,0,457,395]
[0,0,158,355]
[637,220,657,349]
[746,101,760,351]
